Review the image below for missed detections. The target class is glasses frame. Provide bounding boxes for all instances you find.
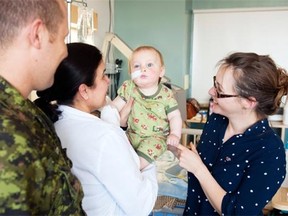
[213,76,240,98]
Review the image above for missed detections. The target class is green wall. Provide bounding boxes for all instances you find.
[114,0,189,89]
[114,0,288,97]
[190,0,288,10]
[187,0,288,97]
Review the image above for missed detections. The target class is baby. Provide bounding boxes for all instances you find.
[111,45,182,170]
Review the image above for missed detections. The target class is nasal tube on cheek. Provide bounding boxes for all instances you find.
[131,70,142,80]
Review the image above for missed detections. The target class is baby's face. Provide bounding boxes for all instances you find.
[130,49,165,89]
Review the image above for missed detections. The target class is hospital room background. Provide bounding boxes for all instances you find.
[72,0,288,140]
[63,0,288,214]
[74,0,288,101]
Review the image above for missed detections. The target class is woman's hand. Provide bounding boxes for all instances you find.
[177,143,226,214]
[119,97,134,127]
[177,143,204,176]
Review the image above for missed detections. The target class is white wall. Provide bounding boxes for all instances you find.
[69,0,113,49]
[191,7,288,103]
[30,0,113,101]
[87,0,113,48]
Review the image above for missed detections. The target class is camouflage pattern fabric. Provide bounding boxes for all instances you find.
[0,77,85,215]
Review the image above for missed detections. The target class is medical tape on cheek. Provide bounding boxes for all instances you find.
[129,70,142,98]
[131,70,142,80]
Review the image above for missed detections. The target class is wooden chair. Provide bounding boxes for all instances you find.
[181,127,203,147]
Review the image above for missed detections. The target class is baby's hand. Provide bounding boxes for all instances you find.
[167,134,180,146]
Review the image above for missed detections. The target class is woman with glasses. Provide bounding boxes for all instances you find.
[177,52,288,215]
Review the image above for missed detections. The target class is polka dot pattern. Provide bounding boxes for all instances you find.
[183,113,286,216]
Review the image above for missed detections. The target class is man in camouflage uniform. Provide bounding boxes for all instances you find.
[0,0,85,215]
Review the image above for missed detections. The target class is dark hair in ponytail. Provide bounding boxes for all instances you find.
[34,42,103,122]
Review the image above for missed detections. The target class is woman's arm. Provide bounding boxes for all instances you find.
[177,144,226,214]
[97,129,158,216]
[111,96,134,127]
[111,96,126,112]
[177,140,286,215]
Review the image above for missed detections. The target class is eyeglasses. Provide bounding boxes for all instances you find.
[213,76,239,98]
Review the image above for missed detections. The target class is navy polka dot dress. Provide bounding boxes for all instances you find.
[183,113,286,215]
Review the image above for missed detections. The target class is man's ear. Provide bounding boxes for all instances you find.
[28,19,45,49]
[79,84,89,100]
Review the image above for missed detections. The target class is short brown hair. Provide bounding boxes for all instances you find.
[0,0,64,49]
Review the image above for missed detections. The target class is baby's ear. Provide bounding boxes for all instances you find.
[160,66,166,77]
